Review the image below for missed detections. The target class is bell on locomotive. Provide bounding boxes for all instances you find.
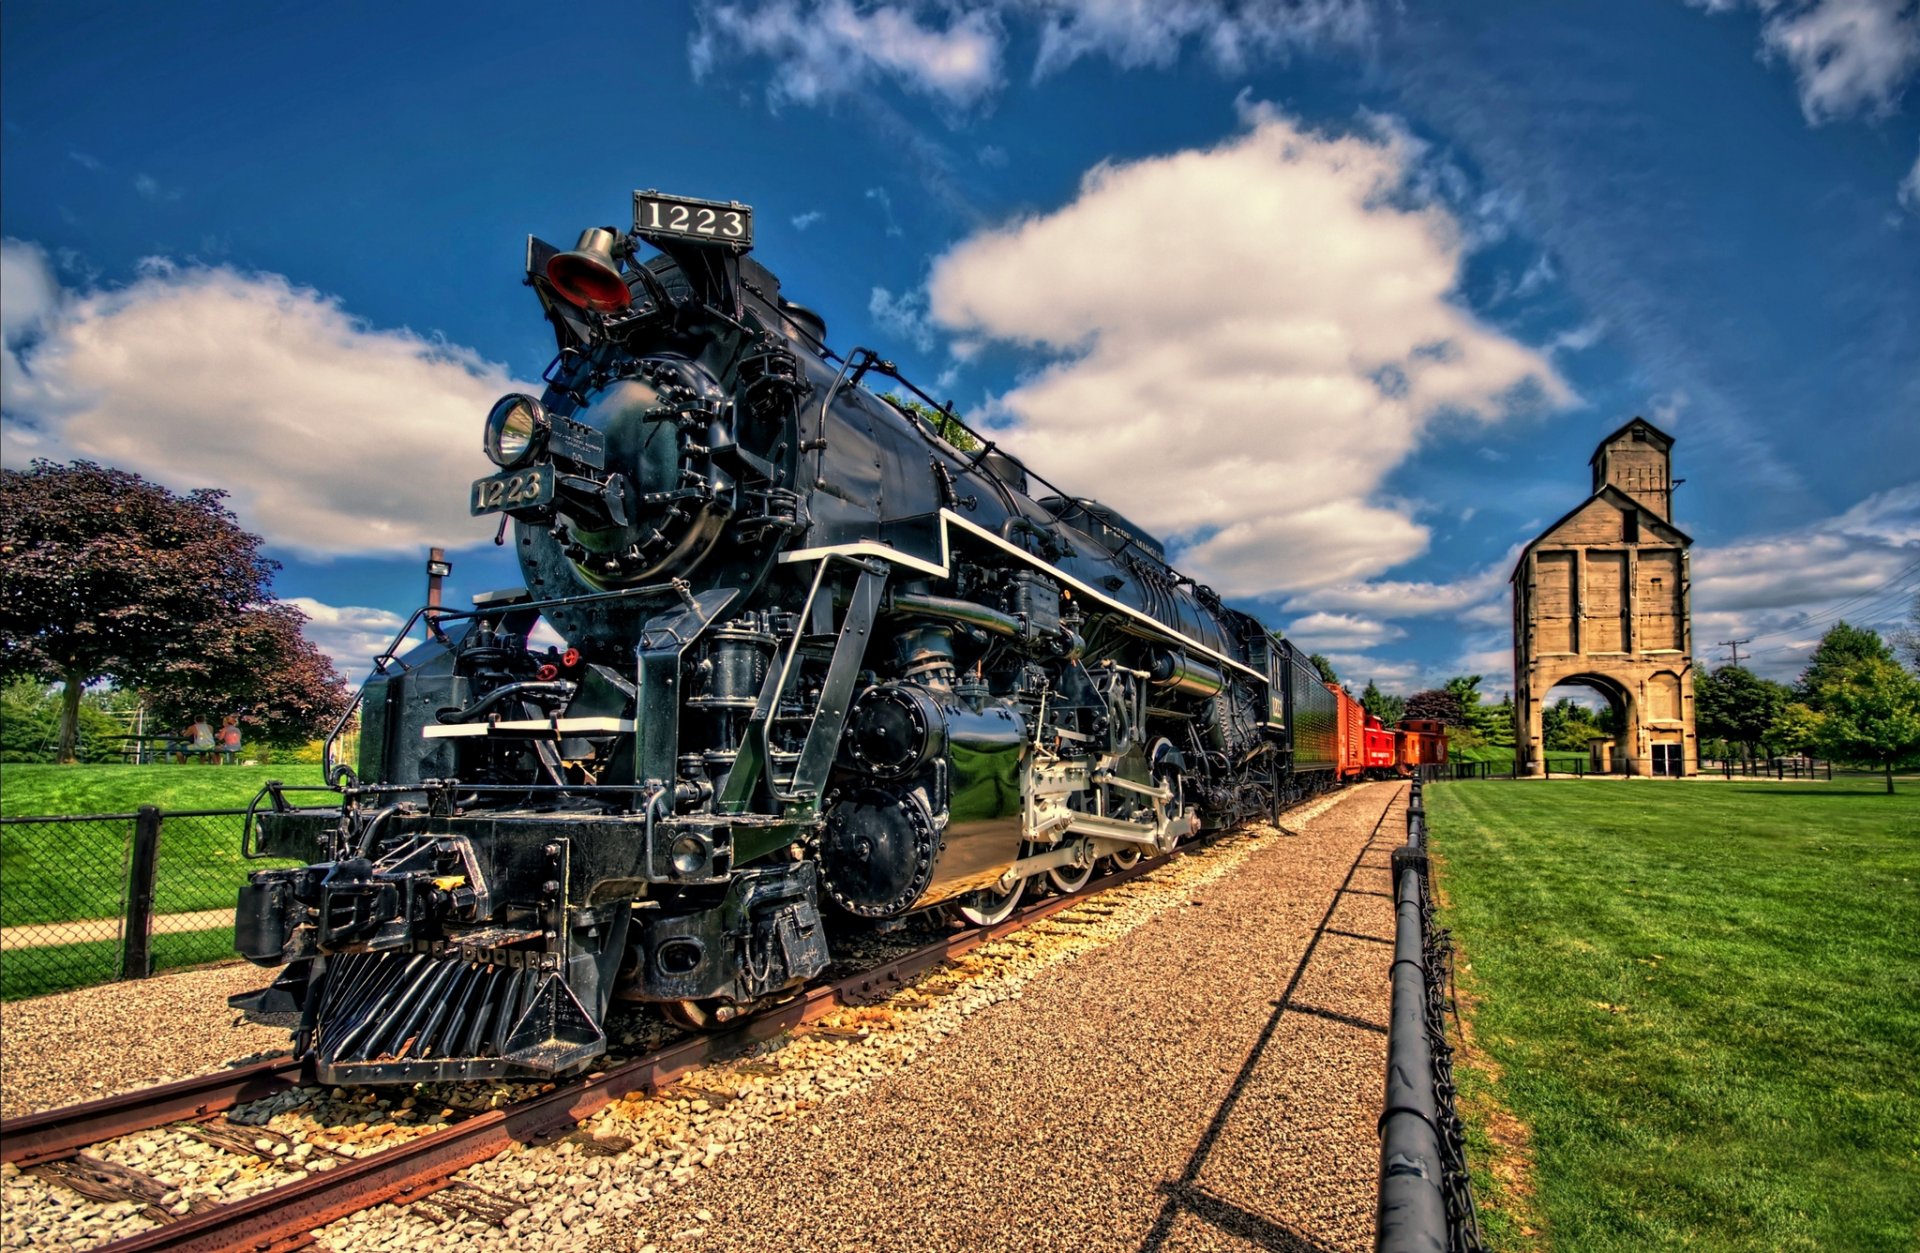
[231,187,1284,1085]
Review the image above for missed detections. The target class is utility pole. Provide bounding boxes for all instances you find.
[1716,638,1751,667]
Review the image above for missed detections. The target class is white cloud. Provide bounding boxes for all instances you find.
[1690,482,1920,678]
[1283,551,1517,617]
[869,285,935,350]
[791,209,825,230]
[691,0,1371,113]
[1,240,63,414]
[865,185,905,236]
[1,243,525,556]
[281,598,407,675]
[1028,0,1372,78]
[1283,610,1406,650]
[1547,320,1606,354]
[926,105,1570,597]
[1900,141,1920,212]
[1691,0,1920,123]
[690,0,1005,110]
[133,173,182,203]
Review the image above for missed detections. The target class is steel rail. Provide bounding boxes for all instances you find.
[65,823,1246,1253]
[0,1056,307,1168]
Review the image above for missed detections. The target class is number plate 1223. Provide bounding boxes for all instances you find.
[470,465,554,516]
[633,192,752,247]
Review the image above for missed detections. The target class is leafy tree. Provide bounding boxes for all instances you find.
[0,460,347,760]
[1797,622,1893,708]
[1308,653,1339,685]
[142,603,349,749]
[1695,665,1789,761]
[1809,658,1920,793]
[1543,697,1606,752]
[1766,702,1823,757]
[1404,688,1467,726]
[1360,680,1407,724]
[880,392,979,452]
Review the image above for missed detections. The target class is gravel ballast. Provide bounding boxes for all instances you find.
[2,783,1408,1252]
[0,962,296,1121]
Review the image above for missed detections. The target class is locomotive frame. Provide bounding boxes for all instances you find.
[231,193,1443,1085]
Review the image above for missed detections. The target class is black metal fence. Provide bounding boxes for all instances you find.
[1377,780,1486,1253]
[0,806,296,1001]
[1699,756,1832,780]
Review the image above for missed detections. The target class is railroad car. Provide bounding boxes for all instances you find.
[1394,718,1449,776]
[232,191,1398,1086]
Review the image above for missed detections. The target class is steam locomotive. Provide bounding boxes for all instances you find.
[233,191,1440,1085]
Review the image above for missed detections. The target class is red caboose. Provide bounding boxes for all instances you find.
[1394,718,1450,776]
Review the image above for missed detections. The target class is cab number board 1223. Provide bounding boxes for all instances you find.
[632,191,752,248]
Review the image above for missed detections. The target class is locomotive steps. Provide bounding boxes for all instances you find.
[0,784,1395,1252]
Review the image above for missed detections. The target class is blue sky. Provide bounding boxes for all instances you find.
[4,0,1916,696]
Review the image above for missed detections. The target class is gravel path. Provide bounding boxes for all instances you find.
[578,782,1404,1253]
[0,963,295,1121]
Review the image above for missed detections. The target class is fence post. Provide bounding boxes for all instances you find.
[122,806,161,980]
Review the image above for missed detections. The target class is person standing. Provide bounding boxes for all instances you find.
[217,715,243,765]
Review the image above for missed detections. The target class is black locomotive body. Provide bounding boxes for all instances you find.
[234,192,1334,1084]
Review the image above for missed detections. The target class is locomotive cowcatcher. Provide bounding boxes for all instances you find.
[232,190,1353,1085]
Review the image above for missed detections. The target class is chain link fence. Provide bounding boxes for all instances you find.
[0,807,303,1001]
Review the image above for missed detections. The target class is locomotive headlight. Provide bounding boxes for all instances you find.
[483,393,547,468]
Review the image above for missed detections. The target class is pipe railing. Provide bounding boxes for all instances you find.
[1376,780,1487,1253]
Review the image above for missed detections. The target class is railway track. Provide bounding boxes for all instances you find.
[2,802,1337,1253]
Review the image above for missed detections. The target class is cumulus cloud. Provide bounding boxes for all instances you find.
[1283,610,1406,650]
[281,598,408,675]
[791,209,825,230]
[925,105,1569,597]
[691,0,1371,112]
[1690,0,1920,123]
[690,0,1005,110]
[0,241,525,556]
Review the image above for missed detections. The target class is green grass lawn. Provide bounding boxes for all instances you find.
[1427,777,1920,1252]
[0,762,327,818]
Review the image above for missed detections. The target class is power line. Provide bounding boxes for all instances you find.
[1715,638,1752,666]
[1732,557,1920,645]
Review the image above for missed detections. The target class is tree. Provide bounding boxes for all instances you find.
[1404,688,1467,726]
[1809,658,1920,793]
[880,392,979,452]
[1308,653,1339,685]
[1360,680,1406,725]
[1797,622,1894,708]
[1695,665,1789,762]
[1543,698,1605,752]
[1766,702,1823,757]
[141,603,349,749]
[0,460,343,760]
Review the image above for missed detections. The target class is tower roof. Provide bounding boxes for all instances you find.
[1588,416,1674,467]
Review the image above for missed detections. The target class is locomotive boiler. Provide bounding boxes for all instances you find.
[233,191,1311,1085]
